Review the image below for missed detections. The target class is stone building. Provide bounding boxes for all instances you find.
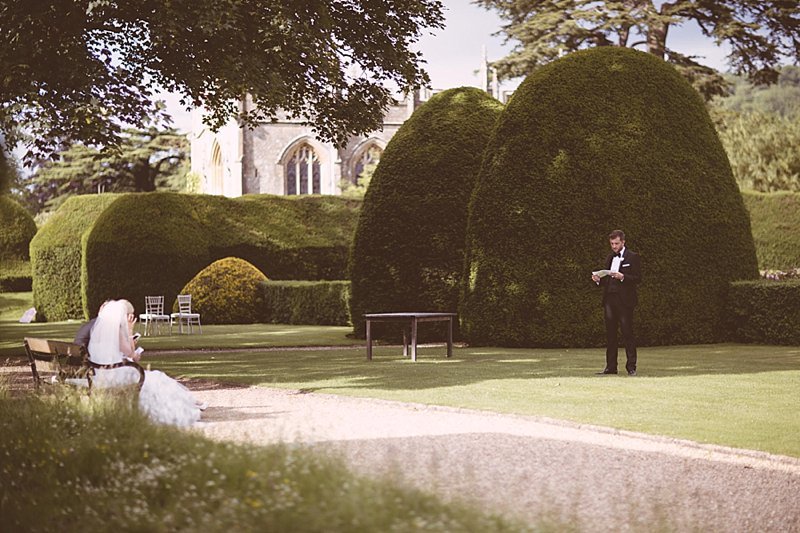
[189,91,429,197]
[189,50,509,197]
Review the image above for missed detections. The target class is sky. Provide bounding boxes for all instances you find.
[163,0,733,132]
[419,0,731,89]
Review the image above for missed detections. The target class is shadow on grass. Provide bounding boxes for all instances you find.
[148,343,800,392]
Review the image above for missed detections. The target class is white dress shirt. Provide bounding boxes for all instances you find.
[610,247,626,273]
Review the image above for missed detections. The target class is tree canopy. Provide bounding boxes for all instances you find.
[476,0,800,98]
[0,149,14,194]
[712,66,800,191]
[0,0,444,161]
[22,128,188,214]
[715,65,800,117]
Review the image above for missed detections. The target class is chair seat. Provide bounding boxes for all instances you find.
[139,312,171,336]
[171,294,202,334]
[140,312,170,321]
[141,296,171,336]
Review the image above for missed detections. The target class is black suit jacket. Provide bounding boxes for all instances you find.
[600,249,642,308]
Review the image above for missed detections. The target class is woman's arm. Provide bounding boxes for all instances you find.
[120,314,140,361]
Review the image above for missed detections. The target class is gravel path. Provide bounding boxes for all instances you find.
[191,385,800,533]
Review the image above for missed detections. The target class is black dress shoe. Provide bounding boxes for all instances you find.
[595,369,618,375]
[627,370,637,376]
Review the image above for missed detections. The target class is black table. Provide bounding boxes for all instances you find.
[365,312,457,361]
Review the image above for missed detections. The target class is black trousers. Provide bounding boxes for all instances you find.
[604,293,637,372]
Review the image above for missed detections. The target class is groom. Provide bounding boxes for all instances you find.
[591,230,642,376]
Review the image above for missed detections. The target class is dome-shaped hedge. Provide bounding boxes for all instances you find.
[0,195,36,261]
[462,47,758,347]
[349,87,503,338]
[178,257,268,324]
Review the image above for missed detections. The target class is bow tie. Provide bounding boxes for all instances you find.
[613,253,622,258]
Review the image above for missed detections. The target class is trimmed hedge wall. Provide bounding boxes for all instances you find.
[0,259,32,292]
[83,193,360,319]
[261,280,350,326]
[30,194,121,321]
[462,47,758,347]
[349,87,503,339]
[742,191,800,270]
[727,280,800,344]
[0,196,36,293]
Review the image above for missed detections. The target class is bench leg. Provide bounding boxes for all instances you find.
[447,317,453,358]
[366,319,372,361]
[411,317,418,362]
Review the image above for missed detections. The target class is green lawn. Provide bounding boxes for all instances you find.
[144,343,800,458]
[0,320,356,358]
[2,292,799,459]
[0,291,33,321]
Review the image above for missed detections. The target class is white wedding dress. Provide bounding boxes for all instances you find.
[87,301,201,427]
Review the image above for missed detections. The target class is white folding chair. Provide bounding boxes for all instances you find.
[139,296,171,336]
[170,294,202,334]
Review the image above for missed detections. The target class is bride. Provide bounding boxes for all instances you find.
[87,299,202,427]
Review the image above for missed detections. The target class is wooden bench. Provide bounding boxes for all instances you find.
[24,337,145,393]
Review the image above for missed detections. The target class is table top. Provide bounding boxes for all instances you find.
[364,312,457,319]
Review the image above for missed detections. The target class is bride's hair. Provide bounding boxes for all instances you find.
[120,299,134,314]
[88,299,129,364]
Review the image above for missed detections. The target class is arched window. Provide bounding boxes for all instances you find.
[285,143,321,195]
[353,144,383,183]
[210,142,223,194]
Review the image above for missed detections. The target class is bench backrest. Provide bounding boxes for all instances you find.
[24,337,88,367]
[24,338,91,388]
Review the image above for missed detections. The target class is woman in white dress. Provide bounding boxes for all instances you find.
[87,299,202,427]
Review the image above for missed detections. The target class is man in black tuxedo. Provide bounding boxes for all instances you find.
[591,230,642,376]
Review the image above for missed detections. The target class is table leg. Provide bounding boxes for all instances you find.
[411,317,418,362]
[366,319,372,361]
[447,317,453,358]
[402,328,408,357]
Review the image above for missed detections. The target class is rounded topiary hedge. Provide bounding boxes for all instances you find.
[742,191,800,271]
[462,47,758,347]
[349,87,503,338]
[178,257,267,324]
[0,195,36,261]
[29,194,121,321]
[83,192,361,319]
[0,195,37,292]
